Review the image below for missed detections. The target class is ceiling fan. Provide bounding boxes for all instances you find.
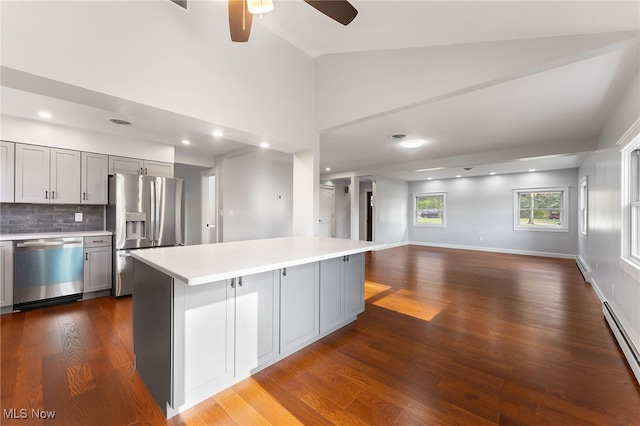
[228,0,358,42]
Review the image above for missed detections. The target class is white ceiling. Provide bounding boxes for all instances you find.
[1,1,639,181]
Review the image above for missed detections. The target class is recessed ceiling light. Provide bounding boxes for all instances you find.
[456,175,462,178]
[325,167,331,172]
[182,140,190,145]
[400,139,426,149]
[490,172,496,175]
[212,130,224,137]
[38,111,52,118]
[427,177,433,181]
[260,142,269,148]
[529,168,536,172]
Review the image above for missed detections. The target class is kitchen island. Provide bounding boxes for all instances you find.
[131,236,385,418]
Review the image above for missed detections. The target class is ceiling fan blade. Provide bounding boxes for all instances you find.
[229,0,253,42]
[303,0,358,26]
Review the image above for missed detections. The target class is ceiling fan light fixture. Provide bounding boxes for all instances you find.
[247,0,274,14]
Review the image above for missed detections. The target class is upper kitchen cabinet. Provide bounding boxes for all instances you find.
[81,152,108,205]
[109,156,144,175]
[143,160,174,178]
[15,144,81,204]
[0,141,15,202]
[109,156,174,178]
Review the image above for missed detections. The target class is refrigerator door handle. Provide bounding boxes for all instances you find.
[149,179,156,245]
[154,178,161,244]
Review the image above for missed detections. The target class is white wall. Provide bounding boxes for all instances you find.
[1,1,317,152]
[372,176,409,245]
[409,169,579,257]
[219,149,293,242]
[174,163,210,246]
[0,115,175,162]
[320,179,351,239]
[578,73,640,353]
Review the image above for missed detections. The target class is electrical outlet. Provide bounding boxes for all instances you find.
[75,212,83,222]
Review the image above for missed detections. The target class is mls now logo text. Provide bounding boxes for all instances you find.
[4,408,56,419]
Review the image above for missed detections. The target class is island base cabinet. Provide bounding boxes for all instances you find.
[344,253,365,318]
[235,271,280,377]
[279,262,320,355]
[319,253,365,333]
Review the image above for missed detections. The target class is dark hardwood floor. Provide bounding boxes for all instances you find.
[2,245,639,425]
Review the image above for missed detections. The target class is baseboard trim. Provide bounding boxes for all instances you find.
[407,241,576,259]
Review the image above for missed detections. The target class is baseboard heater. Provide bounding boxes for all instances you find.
[575,256,591,281]
[603,301,640,384]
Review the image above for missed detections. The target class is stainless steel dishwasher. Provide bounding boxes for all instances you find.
[14,237,84,309]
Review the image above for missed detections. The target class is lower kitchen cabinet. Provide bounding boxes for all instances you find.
[319,253,365,333]
[235,271,280,375]
[171,270,280,408]
[280,262,319,354]
[83,237,112,293]
[0,241,13,308]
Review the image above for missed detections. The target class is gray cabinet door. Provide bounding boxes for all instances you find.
[280,262,319,354]
[319,256,344,333]
[344,253,365,319]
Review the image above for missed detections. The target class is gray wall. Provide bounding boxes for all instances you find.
[220,149,293,242]
[174,163,210,246]
[409,168,579,256]
[372,176,409,244]
[578,72,640,352]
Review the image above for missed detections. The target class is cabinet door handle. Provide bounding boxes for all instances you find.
[238,277,243,287]
[139,167,144,175]
[51,191,55,199]
[83,192,87,200]
[45,190,48,199]
[85,253,88,261]
[231,278,235,289]
[282,268,287,277]
[144,167,148,175]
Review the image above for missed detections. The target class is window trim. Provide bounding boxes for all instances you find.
[413,192,447,227]
[512,187,569,232]
[579,176,588,237]
[621,129,640,275]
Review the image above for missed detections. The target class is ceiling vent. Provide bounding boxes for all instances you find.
[390,133,408,140]
[109,118,132,126]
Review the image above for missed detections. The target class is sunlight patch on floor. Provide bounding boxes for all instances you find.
[365,281,447,322]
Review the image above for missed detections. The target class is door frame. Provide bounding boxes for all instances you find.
[319,184,336,238]
[201,167,218,244]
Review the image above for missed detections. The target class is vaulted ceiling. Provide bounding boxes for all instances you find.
[1,1,638,181]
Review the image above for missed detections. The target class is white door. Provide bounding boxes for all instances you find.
[319,185,335,238]
[202,168,218,244]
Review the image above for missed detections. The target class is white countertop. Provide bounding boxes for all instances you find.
[131,236,386,285]
[0,231,112,241]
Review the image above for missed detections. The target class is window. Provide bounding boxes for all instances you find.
[579,176,588,236]
[513,187,568,232]
[618,118,640,279]
[414,193,446,226]
[629,150,640,262]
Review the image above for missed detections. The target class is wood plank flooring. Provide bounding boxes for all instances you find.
[2,245,639,425]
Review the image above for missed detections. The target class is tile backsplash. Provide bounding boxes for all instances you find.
[0,204,105,234]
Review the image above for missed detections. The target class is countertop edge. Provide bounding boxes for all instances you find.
[131,238,387,286]
[0,231,112,241]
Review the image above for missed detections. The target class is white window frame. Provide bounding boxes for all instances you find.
[579,176,588,237]
[413,192,447,227]
[512,187,569,232]
[621,127,640,278]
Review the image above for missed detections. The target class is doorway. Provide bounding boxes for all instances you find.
[366,191,373,242]
[201,168,218,244]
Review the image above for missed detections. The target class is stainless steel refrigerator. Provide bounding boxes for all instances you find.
[107,173,185,296]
